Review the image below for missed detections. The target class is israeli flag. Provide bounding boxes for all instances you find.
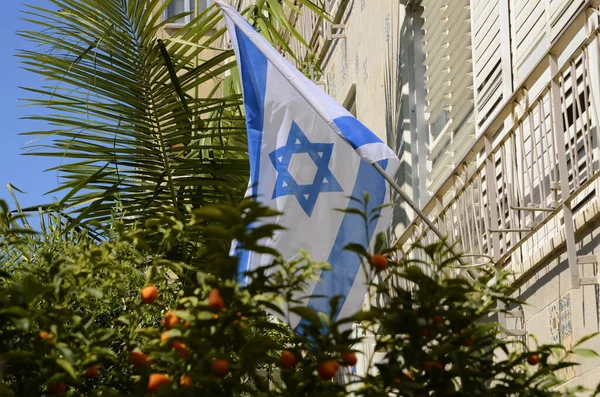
[217,1,399,329]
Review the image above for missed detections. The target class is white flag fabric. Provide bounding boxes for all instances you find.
[217,0,400,329]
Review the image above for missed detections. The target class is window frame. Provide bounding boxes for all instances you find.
[163,0,211,28]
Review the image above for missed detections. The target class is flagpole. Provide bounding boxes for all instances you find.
[371,163,466,261]
[371,163,444,240]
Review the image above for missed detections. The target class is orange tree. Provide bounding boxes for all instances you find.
[1,197,600,396]
[5,0,599,395]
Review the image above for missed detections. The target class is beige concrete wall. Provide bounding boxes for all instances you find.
[316,1,431,224]
[508,217,600,390]
[319,1,402,141]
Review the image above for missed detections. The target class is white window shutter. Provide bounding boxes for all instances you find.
[472,0,503,128]
[421,1,473,134]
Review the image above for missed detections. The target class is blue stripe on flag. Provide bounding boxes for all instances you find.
[235,25,268,198]
[305,158,389,321]
[235,26,268,279]
[333,116,384,149]
[235,246,251,286]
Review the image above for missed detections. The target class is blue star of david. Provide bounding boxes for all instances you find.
[269,122,343,216]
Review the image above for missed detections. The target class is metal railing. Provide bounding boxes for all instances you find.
[394,4,600,288]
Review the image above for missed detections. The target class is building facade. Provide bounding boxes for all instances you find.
[162,0,600,388]
[284,0,600,389]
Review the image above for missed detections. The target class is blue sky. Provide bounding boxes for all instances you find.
[0,0,60,213]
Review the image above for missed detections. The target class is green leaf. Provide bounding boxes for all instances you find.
[92,329,116,344]
[572,348,600,358]
[343,310,379,323]
[0,307,30,318]
[136,328,160,338]
[374,232,387,254]
[343,243,369,258]
[201,225,232,240]
[160,329,183,340]
[289,306,322,329]
[404,265,425,279]
[11,317,30,332]
[55,345,75,364]
[329,295,342,319]
[21,274,45,302]
[56,358,77,379]
[172,310,194,322]
[90,347,118,360]
[317,312,331,328]
[335,208,367,220]
[192,207,226,222]
[84,288,104,299]
[157,38,192,119]
[573,331,600,348]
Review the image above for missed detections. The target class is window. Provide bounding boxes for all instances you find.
[164,0,211,26]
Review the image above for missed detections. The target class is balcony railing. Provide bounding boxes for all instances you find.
[394,3,600,290]
[281,0,600,289]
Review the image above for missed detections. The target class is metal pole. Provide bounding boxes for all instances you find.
[372,163,446,242]
[372,163,473,273]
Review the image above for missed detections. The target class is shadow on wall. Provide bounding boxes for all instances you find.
[384,6,410,228]
[515,251,567,308]
[577,229,600,331]
[516,227,600,332]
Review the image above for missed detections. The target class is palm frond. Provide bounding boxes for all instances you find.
[19,0,327,234]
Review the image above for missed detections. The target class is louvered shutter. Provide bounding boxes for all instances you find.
[421,1,473,135]
[472,0,503,129]
[510,0,547,81]
[549,0,586,40]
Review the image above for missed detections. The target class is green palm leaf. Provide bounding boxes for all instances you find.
[18,0,327,235]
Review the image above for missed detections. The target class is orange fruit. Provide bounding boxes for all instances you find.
[341,352,357,366]
[39,331,55,344]
[48,382,66,394]
[163,310,180,329]
[160,331,171,342]
[208,288,225,312]
[86,365,99,378]
[171,341,189,358]
[317,359,339,380]
[141,285,159,304]
[128,351,152,367]
[211,359,230,377]
[370,254,388,270]
[527,353,541,365]
[147,373,170,393]
[424,361,444,373]
[179,374,193,387]
[279,350,297,369]
[430,315,444,325]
